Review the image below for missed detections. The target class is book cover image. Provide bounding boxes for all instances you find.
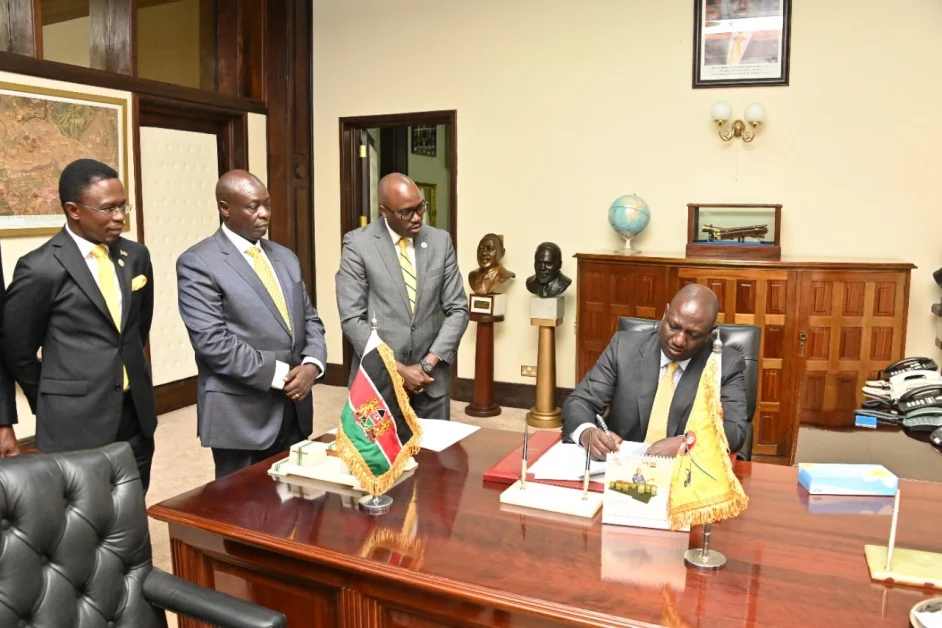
[602,455,680,530]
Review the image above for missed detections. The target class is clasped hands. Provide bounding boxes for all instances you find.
[579,427,685,461]
[283,363,320,401]
[396,355,438,395]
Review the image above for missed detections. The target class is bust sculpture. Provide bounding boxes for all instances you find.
[468,233,515,295]
[526,242,571,298]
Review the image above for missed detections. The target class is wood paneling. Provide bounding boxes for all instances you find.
[90,0,135,75]
[453,377,573,412]
[576,253,912,465]
[0,0,42,56]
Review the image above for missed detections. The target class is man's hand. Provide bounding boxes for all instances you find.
[284,363,320,401]
[0,426,20,459]
[397,362,434,394]
[579,427,623,461]
[646,435,685,458]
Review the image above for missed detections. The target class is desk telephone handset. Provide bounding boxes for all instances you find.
[880,357,938,379]
[898,384,942,413]
[901,406,942,432]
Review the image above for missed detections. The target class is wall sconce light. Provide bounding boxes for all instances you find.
[711,101,766,143]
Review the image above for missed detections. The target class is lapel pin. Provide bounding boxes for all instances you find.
[120,250,128,256]
[118,259,125,267]
[421,242,428,249]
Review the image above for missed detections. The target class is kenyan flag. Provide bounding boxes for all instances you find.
[336,330,422,496]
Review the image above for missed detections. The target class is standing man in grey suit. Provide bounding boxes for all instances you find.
[336,173,468,420]
[177,170,327,479]
[1,159,157,490]
[563,284,748,459]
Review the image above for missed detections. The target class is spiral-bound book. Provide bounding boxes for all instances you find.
[602,453,688,531]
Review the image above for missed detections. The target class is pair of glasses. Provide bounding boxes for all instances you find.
[382,200,427,220]
[78,203,132,216]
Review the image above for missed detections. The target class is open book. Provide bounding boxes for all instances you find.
[601,452,688,531]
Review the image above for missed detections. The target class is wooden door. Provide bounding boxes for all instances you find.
[795,270,909,428]
[675,268,797,461]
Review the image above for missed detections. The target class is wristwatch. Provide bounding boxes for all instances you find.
[419,359,434,375]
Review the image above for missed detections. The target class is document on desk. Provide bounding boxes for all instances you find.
[320,419,479,452]
[529,440,650,481]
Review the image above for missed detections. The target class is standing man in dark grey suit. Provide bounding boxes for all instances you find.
[0,246,20,458]
[336,173,468,420]
[563,284,748,459]
[177,170,327,479]
[0,159,157,490]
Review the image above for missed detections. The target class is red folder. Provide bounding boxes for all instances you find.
[482,430,606,494]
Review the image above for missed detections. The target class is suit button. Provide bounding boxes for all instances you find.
[114,385,121,392]
[411,325,416,332]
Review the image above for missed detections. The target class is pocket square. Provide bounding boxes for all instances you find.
[131,275,148,291]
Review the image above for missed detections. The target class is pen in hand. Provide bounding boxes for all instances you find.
[594,413,618,451]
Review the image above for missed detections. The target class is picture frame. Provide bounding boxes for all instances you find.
[0,81,130,237]
[686,203,782,261]
[414,181,438,227]
[693,0,792,88]
[411,125,437,157]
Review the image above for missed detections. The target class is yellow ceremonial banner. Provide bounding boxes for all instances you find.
[667,352,748,530]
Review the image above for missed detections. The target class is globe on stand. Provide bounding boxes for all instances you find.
[608,194,651,254]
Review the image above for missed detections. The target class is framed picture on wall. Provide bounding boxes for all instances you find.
[411,125,437,157]
[693,0,792,88]
[0,81,129,236]
[415,182,437,227]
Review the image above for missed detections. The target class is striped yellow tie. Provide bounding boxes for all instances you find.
[246,247,292,331]
[644,362,679,444]
[91,245,128,390]
[398,237,416,313]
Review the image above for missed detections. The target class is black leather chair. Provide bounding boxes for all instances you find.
[0,442,286,628]
[616,317,760,461]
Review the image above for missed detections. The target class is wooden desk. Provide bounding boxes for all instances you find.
[150,428,941,628]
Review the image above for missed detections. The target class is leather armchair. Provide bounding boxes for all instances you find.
[617,317,760,460]
[0,442,286,628]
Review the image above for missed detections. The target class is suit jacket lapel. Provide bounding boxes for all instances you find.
[216,230,291,338]
[635,331,661,437]
[413,228,428,318]
[110,240,132,330]
[52,229,115,330]
[668,349,708,436]
[264,241,296,339]
[372,218,412,317]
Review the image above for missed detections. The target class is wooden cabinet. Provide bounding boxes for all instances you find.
[575,251,914,464]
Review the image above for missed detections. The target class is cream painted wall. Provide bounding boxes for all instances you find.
[42,16,91,67]
[0,70,137,439]
[247,113,269,187]
[408,124,450,232]
[315,0,942,390]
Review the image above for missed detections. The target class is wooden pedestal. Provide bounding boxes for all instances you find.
[465,312,504,418]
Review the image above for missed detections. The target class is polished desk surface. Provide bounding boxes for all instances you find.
[150,428,941,627]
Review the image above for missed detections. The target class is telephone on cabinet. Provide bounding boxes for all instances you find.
[880,357,938,379]
[898,384,942,413]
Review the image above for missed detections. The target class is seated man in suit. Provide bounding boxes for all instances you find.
[563,284,747,460]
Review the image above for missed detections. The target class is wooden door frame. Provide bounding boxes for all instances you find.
[337,110,458,384]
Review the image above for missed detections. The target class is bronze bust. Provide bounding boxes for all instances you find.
[526,242,571,298]
[468,233,515,295]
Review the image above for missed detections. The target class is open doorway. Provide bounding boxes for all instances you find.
[338,110,458,382]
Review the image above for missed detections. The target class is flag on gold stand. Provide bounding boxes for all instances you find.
[667,339,748,530]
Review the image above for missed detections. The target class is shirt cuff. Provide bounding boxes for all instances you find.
[271,360,290,390]
[302,357,325,379]
[571,423,595,446]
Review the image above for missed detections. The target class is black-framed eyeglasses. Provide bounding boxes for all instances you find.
[78,203,132,216]
[382,200,428,221]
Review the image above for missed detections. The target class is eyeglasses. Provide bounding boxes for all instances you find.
[78,203,132,216]
[382,200,428,221]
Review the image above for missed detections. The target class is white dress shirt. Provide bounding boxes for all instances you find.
[572,351,693,446]
[385,218,416,269]
[221,223,323,389]
[66,225,123,314]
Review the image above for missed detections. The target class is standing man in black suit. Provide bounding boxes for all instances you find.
[563,284,748,460]
[0,159,157,491]
[0,247,19,458]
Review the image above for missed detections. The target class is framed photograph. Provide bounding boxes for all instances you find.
[414,181,437,227]
[693,0,792,88]
[0,81,129,236]
[411,125,437,157]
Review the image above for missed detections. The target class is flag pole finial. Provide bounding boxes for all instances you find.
[713,328,723,353]
[370,312,378,330]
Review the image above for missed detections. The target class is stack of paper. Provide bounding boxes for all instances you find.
[322,418,479,452]
[529,440,649,481]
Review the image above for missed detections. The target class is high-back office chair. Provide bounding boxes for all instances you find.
[0,443,286,628]
[617,317,760,461]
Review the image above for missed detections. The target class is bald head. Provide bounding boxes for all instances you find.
[658,285,720,361]
[378,172,425,238]
[216,169,270,243]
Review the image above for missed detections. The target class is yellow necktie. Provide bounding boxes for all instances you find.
[644,362,679,444]
[91,245,128,390]
[398,238,416,313]
[246,247,291,332]
[728,33,745,65]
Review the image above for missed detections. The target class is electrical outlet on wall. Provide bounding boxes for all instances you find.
[521,365,537,377]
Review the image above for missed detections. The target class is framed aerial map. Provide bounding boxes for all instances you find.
[0,82,128,236]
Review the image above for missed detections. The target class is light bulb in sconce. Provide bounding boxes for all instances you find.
[712,101,765,143]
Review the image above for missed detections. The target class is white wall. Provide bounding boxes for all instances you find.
[313,0,942,389]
